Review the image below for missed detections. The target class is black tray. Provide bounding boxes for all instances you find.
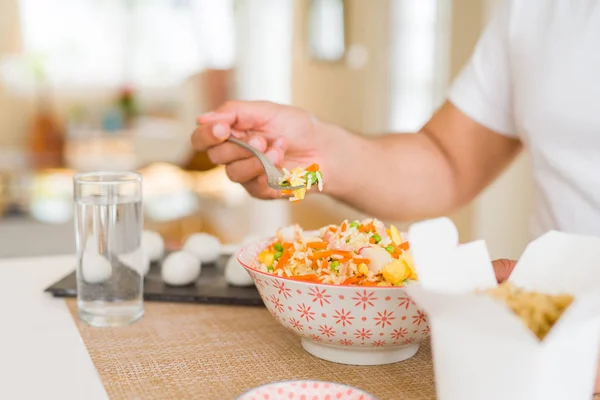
[45,254,265,306]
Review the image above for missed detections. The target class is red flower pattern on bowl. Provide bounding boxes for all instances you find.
[237,380,377,400]
[237,239,430,365]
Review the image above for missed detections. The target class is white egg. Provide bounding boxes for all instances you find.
[81,252,112,284]
[220,234,263,255]
[225,255,254,287]
[182,233,221,263]
[119,247,150,277]
[142,230,165,262]
[161,251,201,286]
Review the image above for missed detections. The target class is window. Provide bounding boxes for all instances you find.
[18,0,236,89]
[388,0,450,132]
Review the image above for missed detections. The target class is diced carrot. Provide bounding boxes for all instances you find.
[290,274,320,282]
[342,276,359,285]
[306,163,320,172]
[282,243,293,250]
[399,241,410,251]
[351,258,371,264]
[275,251,291,270]
[369,237,375,244]
[341,221,347,232]
[307,241,327,249]
[281,190,292,195]
[358,222,374,233]
[309,250,351,260]
[361,281,380,286]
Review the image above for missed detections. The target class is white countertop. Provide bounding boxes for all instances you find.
[0,255,108,400]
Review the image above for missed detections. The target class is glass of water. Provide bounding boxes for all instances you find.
[74,171,144,327]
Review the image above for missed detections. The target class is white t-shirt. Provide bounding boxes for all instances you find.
[449,0,600,238]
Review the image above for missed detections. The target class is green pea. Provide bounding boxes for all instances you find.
[306,171,318,185]
[274,251,283,260]
[331,260,340,271]
[371,234,382,244]
[267,266,274,272]
[349,221,359,229]
[281,181,291,187]
[274,242,283,252]
[385,245,395,253]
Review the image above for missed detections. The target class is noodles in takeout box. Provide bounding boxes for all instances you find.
[405,217,600,400]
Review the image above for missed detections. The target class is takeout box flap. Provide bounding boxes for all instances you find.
[508,230,600,295]
[543,289,600,344]
[408,217,497,292]
[406,218,600,400]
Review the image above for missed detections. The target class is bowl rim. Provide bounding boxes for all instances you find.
[236,379,378,399]
[237,236,415,290]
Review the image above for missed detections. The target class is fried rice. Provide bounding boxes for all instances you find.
[255,219,417,286]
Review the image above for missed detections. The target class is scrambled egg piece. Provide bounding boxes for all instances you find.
[292,187,307,201]
[357,263,369,276]
[402,252,418,280]
[389,225,403,245]
[258,250,274,267]
[382,259,412,285]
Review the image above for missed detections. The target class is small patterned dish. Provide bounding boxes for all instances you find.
[237,380,377,400]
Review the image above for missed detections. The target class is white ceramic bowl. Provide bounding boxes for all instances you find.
[237,380,377,400]
[237,239,430,366]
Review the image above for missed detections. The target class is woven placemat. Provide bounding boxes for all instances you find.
[66,299,436,400]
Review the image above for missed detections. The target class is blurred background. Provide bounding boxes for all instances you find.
[0,0,532,259]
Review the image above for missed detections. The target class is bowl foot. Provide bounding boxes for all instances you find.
[300,339,420,365]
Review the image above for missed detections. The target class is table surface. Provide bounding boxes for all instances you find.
[0,255,437,400]
[0,255,108,399]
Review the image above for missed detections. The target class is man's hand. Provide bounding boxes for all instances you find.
[191,100,357,199]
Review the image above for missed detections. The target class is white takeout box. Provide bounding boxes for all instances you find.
[405,217,600,400]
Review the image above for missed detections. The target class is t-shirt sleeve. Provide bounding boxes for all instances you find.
[448,0,516,137]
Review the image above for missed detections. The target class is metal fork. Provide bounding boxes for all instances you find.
[227,137,304,191]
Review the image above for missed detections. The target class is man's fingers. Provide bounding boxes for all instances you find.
[196,110,237,125]
[263,146,284,166]
[225,158,265,184]
[241,175,281,200]
[491,258,517,283]
[198,100,281,132]
[191,122,232,151]
[206,135,268,165]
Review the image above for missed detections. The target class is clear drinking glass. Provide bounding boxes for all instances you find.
[74,171,144,327]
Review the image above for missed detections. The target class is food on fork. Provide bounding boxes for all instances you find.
[254,219,417,286]
[279,163,323,202]
[480,282,574,340]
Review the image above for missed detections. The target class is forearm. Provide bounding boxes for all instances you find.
[319,101,522,221]
[323,125,460,221]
